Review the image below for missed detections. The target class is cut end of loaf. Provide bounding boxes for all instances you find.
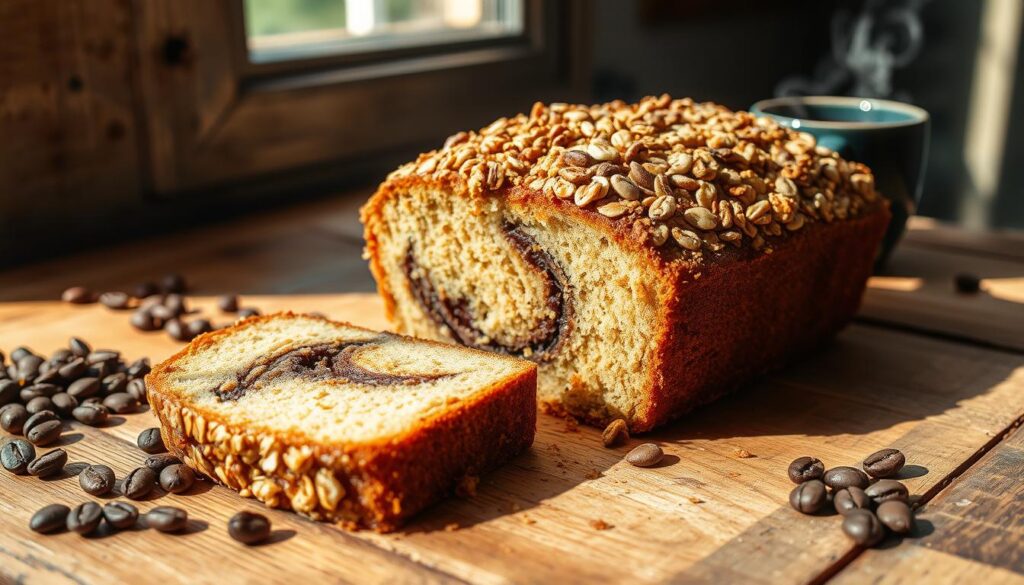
[147,312,537,531]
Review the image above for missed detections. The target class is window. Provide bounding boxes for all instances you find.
[244,0,525,63]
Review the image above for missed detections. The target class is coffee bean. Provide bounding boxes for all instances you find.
[1,439,35,474]
[67,377,101,399]
[26,396,55,415]
[123,466,157,499]
[625,443,663,467]
[103,501,140,530]
[862,448,905,478]
[67,337,91,358]
[159,464,195,494]
[99,291,132,310]
[147,506,188,532]
[161,273,187,294]
[834,486,873,515]
[145,454,182,472]
[217,294,240,313]
[23,410,59,435]
[138,428,166,454]
[11,347,34,362]
[601,418,629,448]
[26,383,61,398]
[789,479,828,514]
[131,309,163,331]
[133,282,159,299]
[67,502,103,535]
[62,286,95,304]
[27,448,68,477]
[164,294,188,316]
[876,500,914,534]
[72,403,110,426]
[51,393,79,417]
[86,350,119,366]
[30,504,71,533]
[58,357,88,380]
[186,318,213,339]
[126,358,151,379]
[823,466,869,491]
[228,511,271,545]
[238,308,260,319]
[127,379,148,404]
[103,392,139,414]
[102,373,128,395]
[150,304,177,322]
[80,464,117,496]
[954,273,981,294]
[864,479,909,504]
[165,318,192,342]
[33,367,62,385]
[1,403,29,433]
[0,380,18,406]
[17,355,43,384]
[27,419,62,446]
[841,509,886,547]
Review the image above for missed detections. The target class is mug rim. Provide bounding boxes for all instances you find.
[750,96,929,129]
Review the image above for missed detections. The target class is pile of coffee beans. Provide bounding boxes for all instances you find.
[0,339,150,448]
[62,274,261,343]
[29,500,187,536]
[786,448,915,547]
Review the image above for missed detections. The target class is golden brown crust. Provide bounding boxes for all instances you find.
[147,312,537,532]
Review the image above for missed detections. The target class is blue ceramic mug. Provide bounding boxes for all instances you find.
[750,96,930,265]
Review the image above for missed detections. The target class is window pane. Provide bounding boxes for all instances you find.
[244,0,525,64]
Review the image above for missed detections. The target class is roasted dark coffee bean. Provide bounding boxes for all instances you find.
[80,464,116,496]
[823,466,869,491]
[68,336,91,357]
[72,403,110,426]
[217,294,240,313]
[159,464,195,494]
[131,308,163,331]
[102,373,128,395]
[20,387,42,402]
[237,307,260,318]
[789,479,828,514]
[228,511,271,545]
[876,500,914,534]
[11,347,34,362]
[99,291,132,310]
[17,355,44,383]
[67,502,103,535]
[145,454,181,472]
[51,348,73,361]
[133,281,159,299]
[834,486,873,515]
[147,506,188,532]
[625,443,663,467]
[33,367,62,385]
[0,380,18,405]
[26,383,61,398]
[27,448,68,477]
[126,358,151,379]
[62,286,95,304]
[164,294,188,316]
[841,509,886,547]
[86,350,119,366]
[67,377,101,399]
[165,318,192,342]
[123,466,157,499]
[161,273,187,294]
[863,448,905,478]
[1,403,29,433]
[1,439,35,474]
[30,504,71,533]
[186,319,212,339]
[864,479,909,504]
[150,304,177,322]
[103,392,139,414]
[137,428,166,454]
[127,378,148,404]
[27,419,63,446]
[26,396,55,415]
[23,410,59,435]
[51,393,79,417]
[57,357,88,380]
[954,273,981,294]
[103,501,139,530]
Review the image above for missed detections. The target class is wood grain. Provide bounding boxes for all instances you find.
[2,296,1024,583]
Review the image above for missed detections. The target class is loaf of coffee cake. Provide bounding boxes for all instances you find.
[146,313,536,532]
[362,96,890,432]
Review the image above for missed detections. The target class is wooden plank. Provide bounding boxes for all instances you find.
[863,243,1024,352]
[831,423,1024,583]
[906,216,1024,262]
[2,296,1024,583]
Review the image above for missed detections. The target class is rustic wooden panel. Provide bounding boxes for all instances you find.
[2,296,1024,583]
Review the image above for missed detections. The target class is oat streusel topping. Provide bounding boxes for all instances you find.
[388,95,881,259]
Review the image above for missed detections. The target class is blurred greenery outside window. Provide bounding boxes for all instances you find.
[244,0,525,63]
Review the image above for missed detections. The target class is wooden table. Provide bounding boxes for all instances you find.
[1,198,1022,584]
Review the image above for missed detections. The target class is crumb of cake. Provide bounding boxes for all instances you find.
[734,448,755,458]
[444,522,460,532]
[456,475,479,498]
[584,469,601,480]
[590,519,613,530]
[688,496,705,504]
[522,515,537,525]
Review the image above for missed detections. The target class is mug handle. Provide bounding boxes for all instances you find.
[817,134,851,158]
